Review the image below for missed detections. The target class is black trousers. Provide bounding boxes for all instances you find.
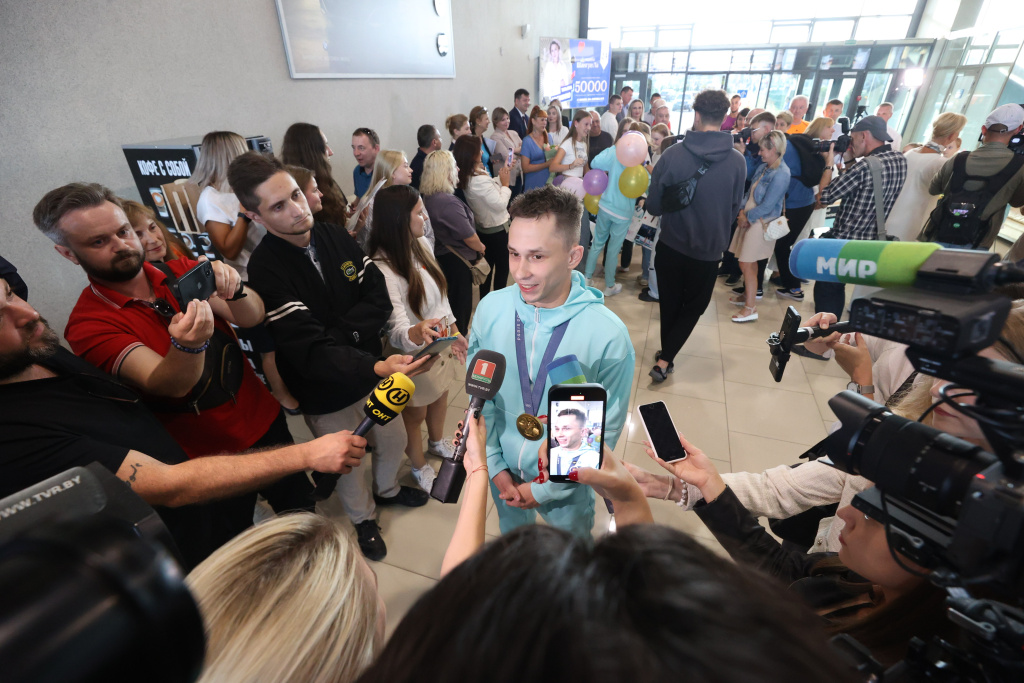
[773,203,815,290]
[437,250,474,333]
[655,242,719,364]
[478,229,509,297]
[720,220,742,277]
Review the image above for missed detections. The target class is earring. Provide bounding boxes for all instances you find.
[864,514,870,521]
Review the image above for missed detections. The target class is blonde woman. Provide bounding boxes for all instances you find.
[804,116,836,141]
[359,150,432,248]
[547,103,568,147]
[490,106,523,195]
[729,130,790,322]
[191,131,264,280]
[888,112,968,242]
[628,98,645,121]
[186,513,384,683]
[774,110,793,133]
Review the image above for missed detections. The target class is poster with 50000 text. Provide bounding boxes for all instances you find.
[539,38,610,108]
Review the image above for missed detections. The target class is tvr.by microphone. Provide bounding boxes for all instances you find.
[431,350,506,504]
[313,373,416,501]
[790,239,943,288]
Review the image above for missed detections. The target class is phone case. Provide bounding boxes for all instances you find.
[638,402,686,463]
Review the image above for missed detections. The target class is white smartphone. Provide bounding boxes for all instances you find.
[637,401,688,463]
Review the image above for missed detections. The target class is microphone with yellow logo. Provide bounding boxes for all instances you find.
[313,373,416,500]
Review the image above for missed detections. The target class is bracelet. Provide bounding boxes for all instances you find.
[226,282,247,301]
[823,166,834,171]
[471,465,488,475]
[675,479,690,508]
[169,336,209,354]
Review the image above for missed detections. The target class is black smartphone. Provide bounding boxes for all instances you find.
[412,335,458,360]
[637,401,687,463]
[171,261,216,310]
[546,383,606,482]
[769,306,802,382]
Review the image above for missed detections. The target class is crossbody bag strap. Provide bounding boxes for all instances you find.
[865,156,888,241]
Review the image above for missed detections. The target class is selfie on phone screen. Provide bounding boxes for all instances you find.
[548,399,603,477]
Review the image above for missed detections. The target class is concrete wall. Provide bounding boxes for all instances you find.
[0,0,578,333]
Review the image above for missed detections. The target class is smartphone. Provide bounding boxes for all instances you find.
[412,335,458,360]
[170,261,216,310]
[769,306,801,382]
[637,401,687,463]
[547,383,606,482]
[507,149,515,167]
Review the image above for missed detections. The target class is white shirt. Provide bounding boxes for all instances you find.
[550,444,600,476]
[195,186,265,281]
[548,127,569,148]
[373,236,455,353]
[601,112,619,139]
[465,174,512,229]
[557,136,589,178]
[885,147,947,242]
[887,125,903,154]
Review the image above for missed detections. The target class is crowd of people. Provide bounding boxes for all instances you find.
[2,79,1024,682]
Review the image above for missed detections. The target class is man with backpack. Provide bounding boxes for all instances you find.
[922,104,1024,250]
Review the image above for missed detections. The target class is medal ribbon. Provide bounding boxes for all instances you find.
[515,313,570,416]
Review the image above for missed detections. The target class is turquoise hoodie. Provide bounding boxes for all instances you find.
[590,146,647,220]
[467,271,635,507]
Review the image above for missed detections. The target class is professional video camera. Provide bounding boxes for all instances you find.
[732,126,761,156]
[767,243,1024,681]
[810,134,851,155]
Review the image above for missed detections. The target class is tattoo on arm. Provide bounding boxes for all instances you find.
[125,462,142,489]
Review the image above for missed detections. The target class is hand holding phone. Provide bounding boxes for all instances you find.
[169,261,217,311]
[547,383,606,482]
[507,148,515,167]
[637,401,687,463]
[412,335,459,361]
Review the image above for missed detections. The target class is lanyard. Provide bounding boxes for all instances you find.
[515,312,570,416]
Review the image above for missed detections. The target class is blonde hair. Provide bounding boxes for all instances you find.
[190,131,248,192]
[651,123,670,139]
[775,111,794,129]
[419,150,458,196]
[931,112,968,142]
[547,104,562,133]
[186,514,379,683]
[370,150,407,189]
[628,121,652,147]
[759,130,787,167]
[614,117,635,143]
[804,117,836,140]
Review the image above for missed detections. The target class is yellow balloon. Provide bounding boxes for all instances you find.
[583,193,601,215]
[618,166,650,199]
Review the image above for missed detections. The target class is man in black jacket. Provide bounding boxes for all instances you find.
[233,152,432,561]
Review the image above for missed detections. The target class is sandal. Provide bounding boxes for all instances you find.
[731,306,758,323]
[729,295,748,306]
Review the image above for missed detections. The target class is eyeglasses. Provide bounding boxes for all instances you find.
[139,298,176,319]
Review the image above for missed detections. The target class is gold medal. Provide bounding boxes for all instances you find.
[516,413,544,441]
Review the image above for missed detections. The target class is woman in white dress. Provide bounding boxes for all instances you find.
[550,110,592,181]
[367,185,469,494]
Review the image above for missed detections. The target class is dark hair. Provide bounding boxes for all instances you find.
[692,89,731,127]
[33,182,121,246]
[827,98,844,108]
[514,88,530,100]
[750,111,777,128]
[469,106,489,135]
[285,164,314,192]
[416,124,439,149]
[556,407,585,425]
[280,123,350,227]
[227,151,286,212]
[731,94,742,100]
[365,185,446,318]
[352,127,380,147]
[651,92,662,99]
[620,85,633,94]
[356,525,858,683]
[508,186,582,249]
[609,94,622,104]
[453,135,482,192]
[738,107,750,117]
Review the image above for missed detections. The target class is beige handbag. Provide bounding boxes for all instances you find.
[446,245,491,286]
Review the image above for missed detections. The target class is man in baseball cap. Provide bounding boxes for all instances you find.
[849,115,893,143]
[923,103,1024,250]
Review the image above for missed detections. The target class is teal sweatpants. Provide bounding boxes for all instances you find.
[584,211,632,288]
[489,480,596,539]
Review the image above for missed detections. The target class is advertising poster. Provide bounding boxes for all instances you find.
[539,38,610,108]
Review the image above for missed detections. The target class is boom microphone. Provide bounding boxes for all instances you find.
[431,351,506,503]
[313,373,416,501]
[790,239,943,287]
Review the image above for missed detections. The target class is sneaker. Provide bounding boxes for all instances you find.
[374,485,430,508]
[777,288,804,301]
[586,278,596,288]
[603,283,623,297]
[638,288,658,303]
[724,274,741,286]
[617,266,630,273]
[636,274,648,287]
[732,286,763,299]
[731,306,759,323]
[412,464,437,494]
[427,439,455,459]
[649,363,673,383]
[355,519,387,561]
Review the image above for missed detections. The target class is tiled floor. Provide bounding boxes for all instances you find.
[285,262,849,637]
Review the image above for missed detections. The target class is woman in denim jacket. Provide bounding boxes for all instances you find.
[728,131,790,322]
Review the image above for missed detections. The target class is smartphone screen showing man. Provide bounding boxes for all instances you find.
[548,397,604,480]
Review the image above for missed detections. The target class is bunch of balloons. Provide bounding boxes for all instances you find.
[578,131,650,213]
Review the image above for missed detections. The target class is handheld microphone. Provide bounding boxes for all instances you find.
[431,351,506,504]
[790,239,942,288]
[313,373,416,501]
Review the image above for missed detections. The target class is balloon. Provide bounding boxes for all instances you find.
[582,169,608,195]
[615,132,648,167]
[552,175,565,187]
[560,176,586,198]
[583,193,601,215]
[618,166,650,199]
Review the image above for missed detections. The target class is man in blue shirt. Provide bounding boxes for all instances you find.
[351,127,380,198]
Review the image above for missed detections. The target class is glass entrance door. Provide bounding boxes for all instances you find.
[812,76,858,120]
[680,73,727,131]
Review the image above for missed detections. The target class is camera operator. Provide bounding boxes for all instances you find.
[0,277,366,569]
[811,116,907,318]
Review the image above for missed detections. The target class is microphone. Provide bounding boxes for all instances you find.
[790,239,942,288]
[431,351,506,504]
[313,373,416,501]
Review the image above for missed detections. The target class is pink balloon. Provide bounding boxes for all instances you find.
[582,169,608,195]
[552,175,566,187]
[560,176,586,198]
[616,132,648,167]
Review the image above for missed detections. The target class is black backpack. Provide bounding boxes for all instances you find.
[927,151,1024,248]
[787,134,827,188]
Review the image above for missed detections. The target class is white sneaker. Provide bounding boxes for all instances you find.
[617,266,629,273]
[603,283,623,297]
[427,438,455,459]
[412,464,437,493]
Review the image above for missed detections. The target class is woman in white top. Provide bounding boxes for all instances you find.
[886,112,967,243]
[454,135,512,296]
[489,107,523,193]
[550,110,592,180]
[191,131,265,281]
[367,185,469,494]
[547,104,569,148]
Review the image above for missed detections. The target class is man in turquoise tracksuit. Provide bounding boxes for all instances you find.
[468,186,635,538]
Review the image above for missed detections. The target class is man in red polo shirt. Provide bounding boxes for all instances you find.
[33,182,317,521]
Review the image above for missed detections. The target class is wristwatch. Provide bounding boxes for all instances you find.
[847,380,874,395]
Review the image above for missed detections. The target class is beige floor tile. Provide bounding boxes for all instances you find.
[716,307,792,349]
[375,491,461,580]
[721,342,812,394]
[794,351,850,378]
[629,389,731,462]
[807,373,851,422]
[635,353,726,402]
[728,431,815,475]
[643,321,721,361]
[724,381,827,447]
[372,561,437,639]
